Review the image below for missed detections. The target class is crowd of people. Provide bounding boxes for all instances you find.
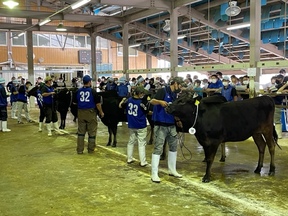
[1,70,288,183]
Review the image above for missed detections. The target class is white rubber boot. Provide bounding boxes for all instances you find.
[46,123,52,136]
[38,122,43,132]
[151,154,161,183]
[53,122,64,135]
[127,144,134,164]
[168,151,182,178]
[2,121,11,132]
[276,124,283,139]
[139,145,148,167]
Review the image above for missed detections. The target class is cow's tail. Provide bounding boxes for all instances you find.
[273,125,282,150]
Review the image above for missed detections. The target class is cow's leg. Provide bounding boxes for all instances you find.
[262,131,276,176]
[202,144,219,183]
[252,133,267,174]
[147,116,154,145]
[219,142,226,162]
[160,139,167,160]
[112,126,117,147]
[106,127,112,146]
[59,110,67,129]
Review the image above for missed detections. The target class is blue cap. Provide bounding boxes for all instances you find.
[83,75,92,83]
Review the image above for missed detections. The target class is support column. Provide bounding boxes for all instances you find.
[90,33,97,82]
[146,54,152,78]
[123,23,129,80]
[26,18,35,108]
[170,2,178,78]
[249,0,261,98]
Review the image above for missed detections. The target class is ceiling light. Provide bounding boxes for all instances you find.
[167,35,187,41]
[56,22,67,31]
[71,0,91,10]
[226,23,250,30]
[39,18,51,26]
[129,43,141,48]
[3,0,19,9]
[18,32,25,37]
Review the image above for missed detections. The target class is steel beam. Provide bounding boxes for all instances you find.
[0,9,122,24]
[129,21,241,65]
[183,7,285,59]
[95,0,170,10]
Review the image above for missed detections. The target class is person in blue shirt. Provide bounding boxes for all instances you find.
[0,77,11,132]
[105,77,117,91]
[221,76,238,102]
[119,86,149,167]
[206,74,223,96]
[10,79,19,119]
[116,76,129,98]
[76,75,104,154]
[17,81,32,124]
[41,76,59,136]
[150,76,183,183]
[193,79,203,98]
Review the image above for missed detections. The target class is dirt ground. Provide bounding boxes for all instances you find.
[1,107,288,216]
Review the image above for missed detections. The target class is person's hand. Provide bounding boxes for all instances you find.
[160,100,168,107]
[100,112,104,118]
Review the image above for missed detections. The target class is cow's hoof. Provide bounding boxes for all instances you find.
[106,143,111,146]
[202,176,211,183]
[202,158,207,162]
[112,144,117,148]
[219,156,226,162]
[268,171,275,176]
[254,169,261,174]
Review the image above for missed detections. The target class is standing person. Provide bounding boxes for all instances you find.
[117,76,129,98]
[150,76,183,183]
[10,79,19,119]
[17,81,32,124]
[119,86,149,167]
[6,76,15,93]
[221,76,238,102]
[0,78,11,132]
[76,75,104,154]
[41,76,60,136]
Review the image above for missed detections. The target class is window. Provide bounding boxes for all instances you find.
[51,35,62,47]
[0,32,6,45]
[96,36,108,49]
[117,44,138,56]
[12,34,25,46]
[32,34,38,46]
[75,36,85,47]
[63,35,74,48]
[38,34,50,46]
[86,36,91,48]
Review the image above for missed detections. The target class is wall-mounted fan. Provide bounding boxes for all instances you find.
[225,1,241,17]
[163,19,171,32]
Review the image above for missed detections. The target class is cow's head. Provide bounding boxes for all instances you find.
[166,90,199,132]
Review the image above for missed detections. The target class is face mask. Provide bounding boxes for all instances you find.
[223,81,229,86]
[211,79,217,84]
[243,80,249,85]
[194,84,199,87]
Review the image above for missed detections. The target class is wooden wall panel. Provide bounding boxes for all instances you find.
[0,44,158,69]
[0,46,8,63]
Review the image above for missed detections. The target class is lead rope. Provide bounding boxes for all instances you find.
[179,104,199,160]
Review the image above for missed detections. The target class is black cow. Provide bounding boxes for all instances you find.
[166,91,278,182]
[28,86,78,129]
[98,90,155,147]
[55,87,78,129]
